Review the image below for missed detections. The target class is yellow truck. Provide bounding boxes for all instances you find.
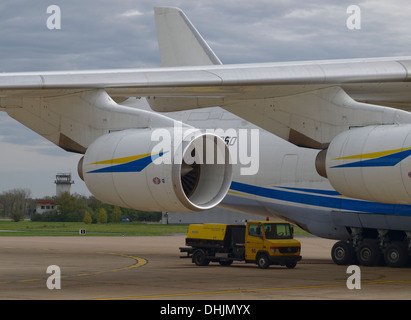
[180,221,301,269]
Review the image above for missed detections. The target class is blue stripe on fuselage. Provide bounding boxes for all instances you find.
[230,181,411,216]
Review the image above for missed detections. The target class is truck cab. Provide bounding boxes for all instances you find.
[180,221,301,269]
[245,221,301,268]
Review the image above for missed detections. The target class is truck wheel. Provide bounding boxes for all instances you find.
[285,262,297,269]
[256,253,270,269]
[192,249,210,266]
[384,242,408,268]
[219,260,233,266]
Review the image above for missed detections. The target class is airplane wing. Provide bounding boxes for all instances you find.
[1,7,411,150]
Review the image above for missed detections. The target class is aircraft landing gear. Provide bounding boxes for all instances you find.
[356,240,381,266]
[331,229,411,268]
[384,242,408,268]
[331,241,355,265]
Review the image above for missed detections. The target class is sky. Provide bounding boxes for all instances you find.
[1,0,411,198]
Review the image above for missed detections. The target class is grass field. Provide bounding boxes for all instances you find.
[0,221,189,236]
[0,220,311,237]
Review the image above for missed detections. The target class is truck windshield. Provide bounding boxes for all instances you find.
[264,223,292,239]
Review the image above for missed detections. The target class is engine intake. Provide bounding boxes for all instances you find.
[78,128,232,212]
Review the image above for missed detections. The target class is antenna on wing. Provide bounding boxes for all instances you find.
[154,7,222,67]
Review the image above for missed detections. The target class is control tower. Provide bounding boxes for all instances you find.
[55,173,74,196]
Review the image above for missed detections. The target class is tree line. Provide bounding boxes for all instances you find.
[0,188,161,223]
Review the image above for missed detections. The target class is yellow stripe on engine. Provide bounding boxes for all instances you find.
[333,148,411,160]
[89,152,155,165]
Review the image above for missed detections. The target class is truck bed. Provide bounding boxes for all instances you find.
[185,224,246,250]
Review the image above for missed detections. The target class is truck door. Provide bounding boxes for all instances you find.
[245,223,265,261]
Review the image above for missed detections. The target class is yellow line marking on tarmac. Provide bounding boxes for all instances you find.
[0,250,147,285]
[97,279,411,300]
[18,279,42,283]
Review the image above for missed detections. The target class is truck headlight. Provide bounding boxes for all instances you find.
[270,247,279,253]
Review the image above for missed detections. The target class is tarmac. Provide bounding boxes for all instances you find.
[0,235,410,300]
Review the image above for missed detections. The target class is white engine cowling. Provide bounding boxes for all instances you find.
[316,124,411,204]
[78,127,232,212]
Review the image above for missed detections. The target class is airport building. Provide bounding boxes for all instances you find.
[55,173,74,196]
[35,173,75,215]
[35,200,56,214]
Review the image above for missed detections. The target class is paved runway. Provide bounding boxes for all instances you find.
[0,235,410,300]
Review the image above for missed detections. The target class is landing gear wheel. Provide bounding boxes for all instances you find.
[357,240,380,266]
[256,253,270,269]
[192,249,210,266]
[331,241,355,265]
[384,242,408,268]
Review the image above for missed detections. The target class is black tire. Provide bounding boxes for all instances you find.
[384,242,408,268]
[357,240,380,266]
[331,241,355,265]
[192,249,210,266]
[285,261,297,269]
[256,253,270,269]
[218,260,233,266]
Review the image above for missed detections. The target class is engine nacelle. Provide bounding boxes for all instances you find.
[316,125,411,204]
[78,127,232,212]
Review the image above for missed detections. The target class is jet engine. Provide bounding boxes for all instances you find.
[78,127,232,212]
[315,124,411,204]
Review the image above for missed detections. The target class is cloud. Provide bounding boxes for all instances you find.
[1,0,411,70]
[0,113,86,197]
[1,0,411,197]
[120,9,144,17]
[0,136,86,198]
[0,0,160,71]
